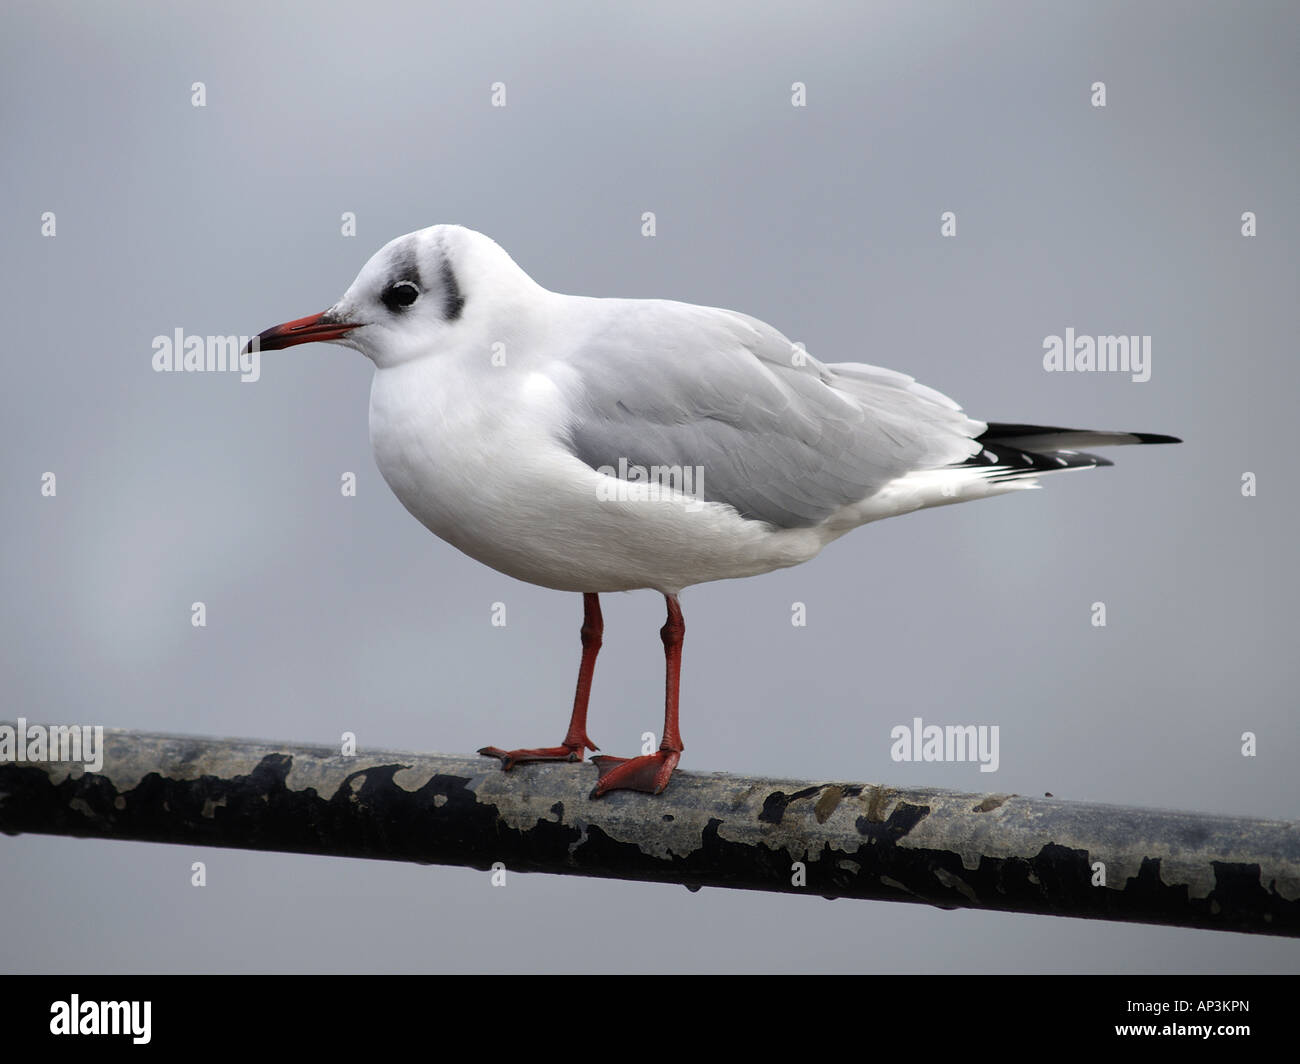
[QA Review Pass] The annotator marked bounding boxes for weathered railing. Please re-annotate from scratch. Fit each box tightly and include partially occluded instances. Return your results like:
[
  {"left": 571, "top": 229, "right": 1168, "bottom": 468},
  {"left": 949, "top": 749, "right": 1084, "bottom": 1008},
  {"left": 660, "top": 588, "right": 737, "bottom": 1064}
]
[{"left": 1, "top": 725, "right": 1296, "bottom": 937}]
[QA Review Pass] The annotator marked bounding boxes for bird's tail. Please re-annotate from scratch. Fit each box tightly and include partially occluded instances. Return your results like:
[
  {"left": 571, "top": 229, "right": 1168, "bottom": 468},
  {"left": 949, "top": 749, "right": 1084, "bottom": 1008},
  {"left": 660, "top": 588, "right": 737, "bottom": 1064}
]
[
  {"left": 964, "top": 422, "right": 1181, "bottom": 482},
  {"left": 849, "top": 420, "right": 1180, "bottom": 525}
]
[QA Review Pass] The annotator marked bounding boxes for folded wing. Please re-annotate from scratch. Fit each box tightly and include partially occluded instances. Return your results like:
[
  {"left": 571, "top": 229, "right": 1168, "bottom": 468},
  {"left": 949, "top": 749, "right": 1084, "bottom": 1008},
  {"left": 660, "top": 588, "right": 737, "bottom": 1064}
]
[{"left": 557, "top": 299, "right": 984, "bottom": 529}]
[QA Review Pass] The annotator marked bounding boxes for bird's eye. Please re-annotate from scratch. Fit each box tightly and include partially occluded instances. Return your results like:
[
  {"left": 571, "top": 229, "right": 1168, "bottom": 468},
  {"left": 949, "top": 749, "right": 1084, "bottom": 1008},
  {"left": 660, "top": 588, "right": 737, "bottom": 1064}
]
[{"left": 382, "top": 281, "right": 420, "bottom": 311}]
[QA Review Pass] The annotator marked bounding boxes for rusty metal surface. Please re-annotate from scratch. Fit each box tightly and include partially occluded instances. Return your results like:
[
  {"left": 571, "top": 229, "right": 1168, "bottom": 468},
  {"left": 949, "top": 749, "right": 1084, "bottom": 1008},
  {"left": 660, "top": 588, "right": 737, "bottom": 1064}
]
[{"left": 1, "top": 725, "right": 1297, "bottom": 936}]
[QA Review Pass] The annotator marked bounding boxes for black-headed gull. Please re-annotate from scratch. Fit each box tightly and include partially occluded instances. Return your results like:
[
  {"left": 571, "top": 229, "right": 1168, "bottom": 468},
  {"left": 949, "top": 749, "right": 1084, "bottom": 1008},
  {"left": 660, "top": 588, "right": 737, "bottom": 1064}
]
[{"left": 250, "top": 224, "right": 1179, "bottom": 796}]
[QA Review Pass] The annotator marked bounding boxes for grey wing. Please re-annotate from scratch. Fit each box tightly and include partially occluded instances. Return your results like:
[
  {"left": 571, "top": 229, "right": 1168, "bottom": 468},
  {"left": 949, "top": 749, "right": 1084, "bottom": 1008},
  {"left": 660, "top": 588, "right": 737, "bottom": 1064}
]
[{"left": 558, "top": 299, "right": 984, "bottom": 529}]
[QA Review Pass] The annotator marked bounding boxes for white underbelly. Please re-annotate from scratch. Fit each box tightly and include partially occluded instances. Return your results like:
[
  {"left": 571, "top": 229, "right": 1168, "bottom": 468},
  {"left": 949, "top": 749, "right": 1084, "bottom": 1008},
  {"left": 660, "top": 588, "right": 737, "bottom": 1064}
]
[{"left": 367, "top": 360, "right": 829, "bottom": 593}]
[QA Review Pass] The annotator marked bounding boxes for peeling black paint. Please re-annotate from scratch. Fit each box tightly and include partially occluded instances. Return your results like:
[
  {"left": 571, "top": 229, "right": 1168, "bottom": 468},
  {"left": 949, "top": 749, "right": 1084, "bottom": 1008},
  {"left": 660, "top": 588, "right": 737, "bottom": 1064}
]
[
  {"left": 855, "top": 802, "right": 930, "bottom": 841},
  {"left": 758, "top": 792, "right": 789, "bottom": 824},
  {"left": 0, "top": 756, "right": 578, "bottom": 875},
  {"left": 758, "top": 785, "right": 825, "bottom": 825},
  {"left": 2, "top": 733, "right": 1298, "bottom": 938}
]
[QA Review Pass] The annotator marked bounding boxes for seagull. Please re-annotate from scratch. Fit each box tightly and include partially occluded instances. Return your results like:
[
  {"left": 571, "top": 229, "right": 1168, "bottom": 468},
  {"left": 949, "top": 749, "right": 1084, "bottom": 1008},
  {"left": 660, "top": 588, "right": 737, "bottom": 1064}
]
[{"left": 249, "top": 224, "right": 1180, "bottom": 797}]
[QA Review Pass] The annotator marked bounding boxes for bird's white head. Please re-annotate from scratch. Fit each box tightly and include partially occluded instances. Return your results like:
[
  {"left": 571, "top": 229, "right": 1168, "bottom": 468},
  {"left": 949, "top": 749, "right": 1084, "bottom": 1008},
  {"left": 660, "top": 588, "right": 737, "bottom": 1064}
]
[{"left": 250, "top": 224, "right": 542, "bottom": 368}]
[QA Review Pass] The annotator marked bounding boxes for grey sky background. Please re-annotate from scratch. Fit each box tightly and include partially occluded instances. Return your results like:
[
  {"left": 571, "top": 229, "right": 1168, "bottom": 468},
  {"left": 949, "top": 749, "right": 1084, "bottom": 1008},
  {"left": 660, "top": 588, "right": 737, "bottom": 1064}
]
[{"left": 2, "top": 1, "right": 1297, "bottom": 972}]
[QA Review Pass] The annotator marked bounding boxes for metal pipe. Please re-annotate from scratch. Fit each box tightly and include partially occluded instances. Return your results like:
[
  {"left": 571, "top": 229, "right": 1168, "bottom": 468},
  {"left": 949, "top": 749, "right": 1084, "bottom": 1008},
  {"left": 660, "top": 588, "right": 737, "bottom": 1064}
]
[{"left": 1, "top": 724, "right": 1296, "bottom": 936}]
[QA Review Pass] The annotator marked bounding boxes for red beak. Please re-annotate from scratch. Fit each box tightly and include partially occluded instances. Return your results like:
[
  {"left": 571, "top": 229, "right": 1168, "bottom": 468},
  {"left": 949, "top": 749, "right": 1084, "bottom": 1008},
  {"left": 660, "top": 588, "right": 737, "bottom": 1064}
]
[{"left": 245, "top": 310, "right": 359, "bottom": 353}]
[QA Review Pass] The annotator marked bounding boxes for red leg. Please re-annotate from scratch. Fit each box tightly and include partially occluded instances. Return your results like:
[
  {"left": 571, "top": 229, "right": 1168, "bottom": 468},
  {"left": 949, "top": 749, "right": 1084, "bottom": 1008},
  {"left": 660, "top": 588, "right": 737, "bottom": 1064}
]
[
  {"left": 591, "top": 594, "right": 685, "bottom": 796},
  {"left": 479, "top": 593, "right": 602, "bottom": 769}
]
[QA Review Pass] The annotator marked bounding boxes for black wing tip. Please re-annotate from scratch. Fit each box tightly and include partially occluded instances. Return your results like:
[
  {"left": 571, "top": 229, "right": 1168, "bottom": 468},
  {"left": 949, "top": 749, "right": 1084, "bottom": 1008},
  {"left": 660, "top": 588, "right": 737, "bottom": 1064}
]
[
  {"left": 1048, "top": 450, "right": 1113, "bottom": 471},
  {"left": 965, "top": 442, "right": 1114, "bottom": 480},
  {"left": 979, "top": 422, "right": 1182, "bottom": 446},
  {"left": 977, "top": 422, "right": 1065, "bottom": 440}
]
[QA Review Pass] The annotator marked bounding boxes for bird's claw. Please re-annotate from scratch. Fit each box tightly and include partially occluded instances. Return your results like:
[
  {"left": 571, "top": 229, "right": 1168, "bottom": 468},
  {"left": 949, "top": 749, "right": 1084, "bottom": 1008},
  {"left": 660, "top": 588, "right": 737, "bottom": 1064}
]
[
  {"left": 589, "top": 750, "right": 681, "bottom": 797},
  {"left": 478, "top": 743, "right": 592, "bottom": 771}
]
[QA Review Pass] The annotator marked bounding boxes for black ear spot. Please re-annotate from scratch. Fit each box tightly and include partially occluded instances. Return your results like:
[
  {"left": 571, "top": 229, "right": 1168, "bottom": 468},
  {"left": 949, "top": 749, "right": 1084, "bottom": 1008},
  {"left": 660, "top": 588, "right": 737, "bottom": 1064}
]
[
  {"left": 382, "top": 281, "right": 420, "bottom": 312},
  {"left": 441, "top": 260, "right": 464, "bottom": 321}
]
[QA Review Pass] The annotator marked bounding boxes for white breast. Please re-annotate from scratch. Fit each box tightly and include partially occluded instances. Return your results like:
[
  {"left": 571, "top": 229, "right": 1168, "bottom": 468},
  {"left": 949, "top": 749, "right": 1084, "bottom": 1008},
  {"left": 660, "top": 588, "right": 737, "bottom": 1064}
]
[{"left": 367, "top": 352, "right": 829, "bottom": 594}]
